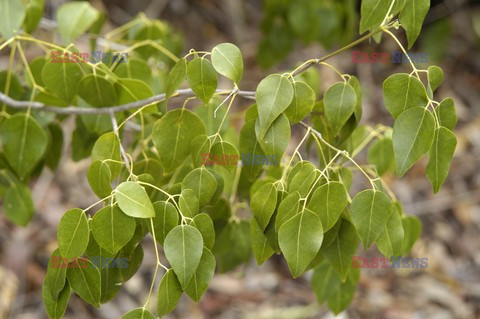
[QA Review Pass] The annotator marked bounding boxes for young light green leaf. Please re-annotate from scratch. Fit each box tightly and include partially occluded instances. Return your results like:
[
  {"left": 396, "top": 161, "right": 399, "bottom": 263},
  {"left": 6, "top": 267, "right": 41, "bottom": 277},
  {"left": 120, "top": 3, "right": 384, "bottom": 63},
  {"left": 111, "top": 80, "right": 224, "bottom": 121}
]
[
  {"left": 115, "top": 181, "right": 155, "bottom": 218},
  {"left": 211, "top": 43, "right": 244, "bottom": 84},
  {"left": 400, "top": 215, "right": 422, "bottom": 254},
  {"left": 255, "top": 113, "right": 290, "bottom": 165},
  {"left": 435, "top": 98, "right": 457, "bottom": 131},
  {"left": 367, "top": 137, "right": 395, "bottom": 176},
  {"left": 191, "top": 135, "right": 211, "bottom": 168},
  {"left": 278, "top": 208, "right": 323, "bottom": 278},
  {"left": 149, "top": 201, "right": 179, "bottom": 245},
  {"left": 0, "top": 0, "right": 25, "bottom": 38},
  {"left": 210, "top": 141, "right": 239, "bottom": 173},
  {"left": 43, "top": 280, "right": 70, "bottom": 319},
  {"left": 152, "top": 108, "right": 207, "bottom": 172},
  {"left": 393, "top": 107, "right": 435, "bottom": 176},
  {"left": 157, "top": 269, "right": 183, "bottom": 317},
  {"left": 255, "top": 74, "right": 294, "bottom": 139},
  {"left": 166, "top": 58, "right": 187, "bottom": 98},
  {"left": 324, "top": 82, "right": 357, "bottom": 134},
  {"left": 179, "top": 189, "right": 200, "bottom": 217},
  {"left": 87, "top": 160, "right": 112, "bottom": 199},
  {"left": 351, "top": 189, "right": 393, "bottom": 250},
  {"left": 311, "top": 259, "right": 342, "bottom": 303},
  {"left": 67, "top": 259, "right": 101, "bottom": 308},
  {"left": 58, "top": 208, "right": 89, "bottom": 259},
  {"left": 383, "top": 73, "right": 428, "bottom": 119},
  {"left": 191, "top": 213, "right": 215, "bottom": 250},
  {"left": 56, "top": 1, "right": 99, "bottom": 44},
  {"left": 23, "top": 0, "right": 45, "bottom": 34},
  {"left": 399, "top": 0, "right": 430, "bottom": 49},
  {"left": 426, "top": 127, "right": 457, "bottom": 193},
  {"left": 359, "top": 0, "right": 394, "bottom": 33},
  {"left": 275, "top": 191, "right": 301, "bottom": 232},
  {"left": 250, "top": 182, "right": 278, "bottom": 231},
  {"left": 0, "top": 114, "right": 47, "bottom": 179},
  {"left": 288, "top": 162, "right": 317, "bottom": 197},
  {"left": 185, "top": 247, "right": 216, "bottom": 302},
  {"left": 250, "top": 217, "right": 276, "bottom": 265},
  {"left": 121, "top": 308, "right": 156, "bottom": 319},
  {"left": 3, "top": 182, "right": 34, "bottom": 226},
  {"left": 376, "top": 204, "right": 404, "bottom": 258},
  {"left": 45, "top": 248, "right": 67, "bottom": 299},
  {"left": 91, "top": 132, "right": 122, "bottom": 178},
  {"left": 42, "top": 61, "right": 83, "bottom": 103},
  {"left": 323, "top": 219, "right": 359, "bottom": 281},
  {"left": 187, "top": 57, "right": 218, "bottom": 103},
  {"left": 77, "top": 74, "right": 117, "bottom": 107},
  {"left": 427, "top": 65, "right": 444, "bottom": 98},
  {"left": 164, "top": 225, "right": 204, "bottom": 288},
  {"left": 284, "top": 81, "right": 315, "bottom": 124},
  {"left": 91, "top": 205, "right": 136, "bottom": 254},
  {"left": 308, "top": 182, "right": 348, "bottom": 232},
  {"left": 239, "top": 119, "right": 265, "bottom": 180}
]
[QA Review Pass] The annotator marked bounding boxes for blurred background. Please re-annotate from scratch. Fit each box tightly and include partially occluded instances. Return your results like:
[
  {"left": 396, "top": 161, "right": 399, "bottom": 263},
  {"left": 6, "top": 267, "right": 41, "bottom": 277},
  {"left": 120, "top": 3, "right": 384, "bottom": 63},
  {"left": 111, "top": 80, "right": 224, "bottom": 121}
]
[{"left": 1, "top": 0, "right": 480, "bottom": 318}]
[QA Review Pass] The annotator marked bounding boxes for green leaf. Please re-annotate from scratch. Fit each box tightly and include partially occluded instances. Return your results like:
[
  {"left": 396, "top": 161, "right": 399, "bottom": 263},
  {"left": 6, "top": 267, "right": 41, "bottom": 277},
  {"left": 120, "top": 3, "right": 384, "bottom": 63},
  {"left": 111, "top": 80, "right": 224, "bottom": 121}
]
[
  {"left": 0, "top": 0, "right": 26, "bottom": 38},
  {"left": 58, "top": 208, "right": 89, "bottom": 259},
  {"left": 121, "top": 308, "right": 156, "bottom": 319},
  {"left": 284, "top": 81, "right": 315, "bottom": 124},
  {"left": 288, "top": 162, "right": 317, "bottom": 197},
  {"left": 367, "top": 137, "right": 395, "bottom": 176},
  {"left": 91, "top": 132, "right": 122, "bottom": 178},
  {"left": 157, "top": 269, "right": 183, "bottom": 317},
  {"left": 185, "top": 247, "right": 216, "bottom": 302},
  {"left": 187, "top": 57, "right": 218, "bottom": 103},
  {"left": 250, "top": 217, "right": 276, "bottom": 265},
  {"left": 435, "top": 98, "right": 457, "bottom": 131},
  {"left": 87, "top": 160, "right": 112, "bottom": 198},
  {"left": 239, "top": 119, "right": 265, "bottom": 180},
  {"left": 41, "top": 61, "right": 83, "bottom": 103},
  {"left": 382, "top": 73, "right": 428, "bottom": 119},
  {"left": 23, "top": 0, "right": 44, "bottom": 34},
  {"left": 179, "top": 189, "right": 200, "bottom": 217},
  {"left": 400, "top": 215, "right": 422, "bottom": 254},
  {"left": 181, "top": 168, "right": 217, "bottom": 206},
  {"left": 359, "top": 0, "right": 394, "bottom": 33},
  {"left": 45, "top": 123, "right": 64, "bottom": 171},
  {"left": 211, "top": 43, "right": 243, "bottom": 83},
  {"left": 376, "top": 204, "right": 404, "bottom": 258},
  {"left": 191, "top": 135, "right": 211, "bottom": 168},
  {"left": 0, "top": 114, "right": 47, "bottom": 179},
  {"left": 67, "top": 259, "right": 101, "bottom": 308},
  {"left": 77, "top": 74, "right": 117, "bottom": 107},
  {"left": 45, "top": 248, "right": 67, "bottom": 299},
  {"left": 91, "top": 205, "right": 136, "bottom": 254},
  {"left": 255, "top": 74, "right": 294, "bottom": 140},
  {"left": 278, "top": 208, "right": 323, "bottom": 278},
  {"left": 426, "top": 127, "right": 456, "bottom": 193},
  {"left": 323, "top": 219, "right": 359, "bottom": 281},
  {"left": 275, "top": 191, "right": 301, "bottom": 232},
  {"left": 191, "top": 213, "right": 215, "bottom": 250},
  {"left": 118, "top": 244, "right": 144, "bottom": 282},
  {"left": 85, "top": 234, "right": 116, "bottom": 270},
  {"left": 393, "top": 107, "right": 435, "bottom": 176},
  {"left": 308, "top": 182, "right": 348, "bottom": 232},
  {"left": 164, "top": 225, "right": 204, "bottom": 288},
  {"left": 250, "top": 182, "right": 278, "bottom": 231},
  {"left": 214, "top": 220, "right": 251, "bottom": 272},
  {"left": 153, "top": 108, "right": 207, "bottom": 172},
  {"left": 399, "top": 0, "right": 430, "bottom": 49},
  {"left": 348, "top": 76, "right": 363, "bottom": 122},
  {"left": 255, "top": 113, "right": 290, "bottom": 165},
  {"left": 327, "top": 267, "right": 359, "bottom": 314},
  {"left": 3, "top": 182, "right": 34, "bottom": 226},
  {"left": 149, "top": 201, "right": 178, "bottom": 245},
  {"left": 427, "top": 66, "right": 444, "bottom": 98},
  {"left": 115, "top": 181, "right": 155, "bottom": 218},
  {"left": 43, "top": 280, "right": 70, "bottom": 319},
  {"left": 56, "top": 1, "right": 99, "bottom": 44},
  {"left": 351, "top": 189, "right": 393, "bottom": 250},
  {"left": 311, "top": 259, "right": 342, "bottom": 303},
  {"left": 324, "top": 82, "right": 357, "bottom": 134},
  {"left": 115, "top": 78, "right": 154, "bottom": 110},
  {"left": 166, "top": 58, "right": 187, "bottom": 98},
  {"left": 210, "top": 141, "right": 239, "bottom": 173}
]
